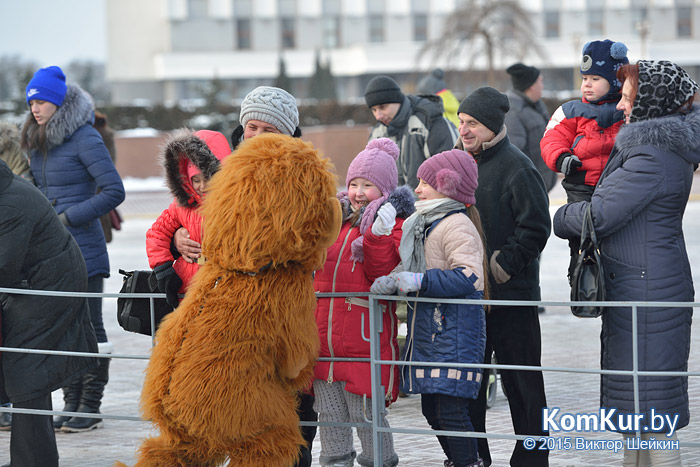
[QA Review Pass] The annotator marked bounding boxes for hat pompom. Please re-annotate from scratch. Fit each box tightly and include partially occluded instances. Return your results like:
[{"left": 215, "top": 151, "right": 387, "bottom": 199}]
[
  {"left": 366, "top": 137, "right": 400, "bottom": 162},
  {"left": 435, "top": 168, "right": 461, "bottom": 199},
  {"left": 431, "top": 68, "right": 445, "bottom": 80},
  {"left": 610, "top": 42, "right": 628, "bottom": 60}
]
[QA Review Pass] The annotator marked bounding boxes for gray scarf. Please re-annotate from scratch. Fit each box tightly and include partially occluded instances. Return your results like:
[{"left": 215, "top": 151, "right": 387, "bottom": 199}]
[{"left": 399, "top": 198, "right": 465, "bottom": 273}]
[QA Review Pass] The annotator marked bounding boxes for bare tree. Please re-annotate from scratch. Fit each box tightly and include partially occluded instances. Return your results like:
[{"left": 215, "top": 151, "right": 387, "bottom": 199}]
[{"left": 419, "top": 0, "right": 547, "bottom": 86}]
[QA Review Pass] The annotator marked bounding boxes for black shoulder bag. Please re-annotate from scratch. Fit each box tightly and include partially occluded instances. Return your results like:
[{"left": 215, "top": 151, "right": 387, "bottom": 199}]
[
  {"left": 570, "top": 205, "right": 605, "bottom": 318},
  {"left": 116, "top": 269, "right": 174, "bottom": 335}
]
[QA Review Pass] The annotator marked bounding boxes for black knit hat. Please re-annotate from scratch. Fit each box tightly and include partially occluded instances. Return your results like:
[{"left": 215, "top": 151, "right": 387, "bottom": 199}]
[
  {"left": 364, "top": 76, "right": 404, "bottom": 108},
  {"left": 457, "top": 87, "right": 511, "bottom": 134},
  {"left": 416, "top": 68, "right": 448, "bottom": 94},
  {"left": 506, "top": 63, "right": 540, "bottom": 91}
]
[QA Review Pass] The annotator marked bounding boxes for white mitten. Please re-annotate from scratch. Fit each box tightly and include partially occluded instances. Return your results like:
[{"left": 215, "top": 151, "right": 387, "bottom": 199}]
[
  {"left": 371, "top": 203, "right": 397, "bottom": 236},
  {"left": 370, "top": 275, "right": 398, "bottom": 295}
]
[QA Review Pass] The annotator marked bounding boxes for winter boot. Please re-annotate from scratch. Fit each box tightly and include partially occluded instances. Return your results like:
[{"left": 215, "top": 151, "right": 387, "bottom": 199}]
[
  {"left": 319, "top": 451, "right": 356, "bottom": 467},
  {"left": 61, "top": 355, "right": 110, "bottom": 433},
  {"left": 53, "top": 378, "right": 81, "bottom": 430}
]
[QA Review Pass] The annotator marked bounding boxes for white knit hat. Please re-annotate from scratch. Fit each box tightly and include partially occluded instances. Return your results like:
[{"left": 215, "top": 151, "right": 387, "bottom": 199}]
[{"left": 239, "top": 86, "right": 299, "bottom": 136}]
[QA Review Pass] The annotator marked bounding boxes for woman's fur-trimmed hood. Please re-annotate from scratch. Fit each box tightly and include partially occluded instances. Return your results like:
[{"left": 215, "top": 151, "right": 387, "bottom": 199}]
[
  {"left": 161, "top": 129, "right": 232, "bottom": 207},
  {"left": 615, "top": 105, "right": 700, "bottom": 165},
  {"left": 22, "top": 83, "right": 94, "bottom": 150}
]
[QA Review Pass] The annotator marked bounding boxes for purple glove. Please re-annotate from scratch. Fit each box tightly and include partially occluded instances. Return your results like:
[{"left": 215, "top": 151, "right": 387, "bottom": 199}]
[{"left": 394, "top": 271, "right": 424, "bottom": 293}]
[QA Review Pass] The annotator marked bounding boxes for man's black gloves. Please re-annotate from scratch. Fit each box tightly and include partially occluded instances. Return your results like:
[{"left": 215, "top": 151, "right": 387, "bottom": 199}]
[{"left": 556, "top": 153, "right": 583, "bottom": 175}]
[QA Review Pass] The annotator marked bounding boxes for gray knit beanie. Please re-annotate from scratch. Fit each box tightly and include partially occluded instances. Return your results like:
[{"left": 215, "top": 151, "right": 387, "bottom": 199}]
[
  {"left": 416, "top": 68, "right": 448, "bottom": 95},
  {"left": 239, "top": 86, "right": 299, "bottom": 136},
  {"left": 457, "top": 87, "right": 511, "bottom": 134},
  {"left": 364, "top": 76, "right": 404, "bottom": 108}
]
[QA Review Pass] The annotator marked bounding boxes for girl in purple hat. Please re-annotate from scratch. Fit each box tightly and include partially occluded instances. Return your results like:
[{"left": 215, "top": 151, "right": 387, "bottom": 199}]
[
  {"left": 372, "top": 149, "right": 488, "bottom": 467},
  {"left": 313, "top": 138, "right": 415, "bottom": 467}
]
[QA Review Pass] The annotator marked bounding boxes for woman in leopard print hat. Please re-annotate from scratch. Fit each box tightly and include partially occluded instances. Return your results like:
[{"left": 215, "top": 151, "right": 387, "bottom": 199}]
[{"left": 554, "top": 60, "right": 699, "bottom": 466}]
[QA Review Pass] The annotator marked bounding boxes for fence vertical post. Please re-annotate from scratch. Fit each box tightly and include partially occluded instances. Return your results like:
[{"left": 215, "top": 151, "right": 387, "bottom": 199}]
[
  {"left": 632, "top": 304, "right": 641, "bottom": 438},
  {"left": 369, "top": 295, "right": 384, "bottom": 465}
]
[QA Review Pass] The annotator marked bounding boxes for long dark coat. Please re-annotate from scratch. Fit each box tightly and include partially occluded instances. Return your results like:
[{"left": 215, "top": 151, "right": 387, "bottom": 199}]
[
  {"left": 554, "top": 106, "right": 700, "bottom": 431},
  {"left": 0, "top": 159, "right": 97, "bottom": 403}
]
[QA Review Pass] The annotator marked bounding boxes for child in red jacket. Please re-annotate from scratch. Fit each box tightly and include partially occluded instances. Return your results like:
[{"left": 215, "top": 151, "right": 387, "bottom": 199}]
[
  {"left": 540, "top": 39, "right": 628, "bottom": 279},
  {"left": 146, "top": 129, "right": 231, "bottom": 307},
  {"left": 313, "top": 138, "right": 415, "bottom": 467}
]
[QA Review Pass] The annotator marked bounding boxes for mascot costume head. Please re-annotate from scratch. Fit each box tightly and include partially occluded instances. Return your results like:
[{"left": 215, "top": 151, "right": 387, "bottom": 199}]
[{"left": 116, "top": 133, "right": 342, "bottom": 467}]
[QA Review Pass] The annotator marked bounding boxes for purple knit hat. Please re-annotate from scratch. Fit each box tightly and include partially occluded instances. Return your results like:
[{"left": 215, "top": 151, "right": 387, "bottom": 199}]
[
  {"left": 417, "top": 149, "right": 478, "bottom": 205},
  {"left": 345, "top": 138, "right": 399, "bottom": 261}
]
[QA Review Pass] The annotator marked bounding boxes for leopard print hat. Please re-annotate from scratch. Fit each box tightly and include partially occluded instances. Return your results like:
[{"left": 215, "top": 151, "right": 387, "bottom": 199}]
[{"left": 630, "top": 60, "right": 699, "bottom": 123}]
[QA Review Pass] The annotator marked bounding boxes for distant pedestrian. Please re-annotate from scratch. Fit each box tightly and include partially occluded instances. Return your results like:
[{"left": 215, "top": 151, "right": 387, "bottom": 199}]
[
  {"left": 20, "top": 65, "right": 125, "bottom": 432},
  {"left": 365, "top": 75, "right": 458, "bottom": 188},
  {"left": 416, "top": 68, "right": 461, "bottom": 127},
  {"left": 504, "top": 63, "right": 557, "bottom": 192}
]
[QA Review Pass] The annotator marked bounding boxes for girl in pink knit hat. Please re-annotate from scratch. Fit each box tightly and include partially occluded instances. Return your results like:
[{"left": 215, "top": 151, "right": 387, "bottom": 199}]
[
  {"left": 313, "top": 138, "right": 415, "bottom": 467},
  {"left": 372, "top": 148, "right": 488, "bottom": 467}
]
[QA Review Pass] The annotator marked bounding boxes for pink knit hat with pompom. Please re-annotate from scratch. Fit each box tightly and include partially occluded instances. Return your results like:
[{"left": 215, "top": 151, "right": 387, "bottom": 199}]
[{"left": 417, "top": 149, "right": 478, "bottom": 205}]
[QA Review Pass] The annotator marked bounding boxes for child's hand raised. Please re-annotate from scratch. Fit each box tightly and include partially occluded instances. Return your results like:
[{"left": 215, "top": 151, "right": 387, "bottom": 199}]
[{"left": 371, "top": 203, "right": 397, "bottom": 236}]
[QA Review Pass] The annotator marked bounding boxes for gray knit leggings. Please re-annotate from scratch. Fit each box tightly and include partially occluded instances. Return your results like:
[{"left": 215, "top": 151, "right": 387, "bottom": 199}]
[{"left": 313, "top": 380, "right": 396, "bottom": 466}]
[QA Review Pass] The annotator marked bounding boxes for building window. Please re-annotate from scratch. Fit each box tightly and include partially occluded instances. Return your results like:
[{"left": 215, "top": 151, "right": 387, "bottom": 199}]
[
  {"left": 234, "top": 0, "right": 252, "bottom": 16},
  {"left": 188, "top": 0, "right": 208, "bottom": 18},
  {"left": 678, "top": 6, "right": 693, "bottom": 37},
  {"left": 544, "top": 10, "right": 560, "bottom": 38},
  {"left": 281, "top": 18, "right": 296, "bottom": 49},
  {"left": 322, "top": 16, "right": 341, "bottom": 48},
  {"left": 631, "top": 7, "right": 648, "bottom": 36},
  {"left": 237, "top": 18, "right": 251, "bottom": 49},
  {"left": 588, "top": 9, "right": 604, "bottom": 36},
  {"left": 413, "top": 14, "right": 427, "bottom": 41},
  {"left": 369, "top": 15, "right": 384, "bottom": 43},
  {"left": 279, "top": 0, "right": 296, "bottom": 16}
]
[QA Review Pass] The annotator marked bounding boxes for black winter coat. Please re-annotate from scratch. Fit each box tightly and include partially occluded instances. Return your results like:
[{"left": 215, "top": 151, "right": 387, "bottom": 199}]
[
  {"left": 459, "top": 132, "right": 551, "bottom": 300},
  {"left": 0, "top": 160, "right": 98, "bottom": 403},
  {"left": 554, "top": 106, "right": 700, "bottom": 431}
]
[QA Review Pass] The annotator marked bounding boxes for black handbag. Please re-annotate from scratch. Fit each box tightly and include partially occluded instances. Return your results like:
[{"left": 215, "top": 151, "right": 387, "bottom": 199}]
[
  {"left": 116, "top": 269, "right": 174, "bottom": 335},
  {"left": 570, "top": 205, "right": 605, "bottom": 318}
]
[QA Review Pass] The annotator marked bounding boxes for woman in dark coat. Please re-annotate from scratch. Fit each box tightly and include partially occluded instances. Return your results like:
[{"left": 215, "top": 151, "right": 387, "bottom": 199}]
[
  {"left": 20, "top": 66, "right": 125, "bottom": 432},
  {"left": 0, "top": 159, "right": 98, "bottom": 466},
  {"left": 554, "top": 60, "right": 699, "bottom": 465}
]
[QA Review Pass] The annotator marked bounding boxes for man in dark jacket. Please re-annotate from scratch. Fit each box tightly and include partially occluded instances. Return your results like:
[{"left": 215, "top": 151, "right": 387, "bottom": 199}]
[
  {"left": 456, "top": 87, "right": 552, "bottom": 467},
  {"left": 365, "top": 75, "right": 458, "bottom": 188},
  {"left": 0, "top": 159, "right": 98, "bottom": 467},
  {"left": 504, "top": 63, "right": 557, "bottom": 193}
]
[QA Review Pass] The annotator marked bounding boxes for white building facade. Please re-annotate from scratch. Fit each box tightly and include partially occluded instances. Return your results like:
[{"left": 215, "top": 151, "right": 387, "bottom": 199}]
[{"left": 106, "top": 0, "right": 700, "bottom": 105}]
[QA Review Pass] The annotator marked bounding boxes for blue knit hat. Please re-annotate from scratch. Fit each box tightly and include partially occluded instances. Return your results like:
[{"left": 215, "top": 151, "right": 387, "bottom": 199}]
[
  {"left": 580, "top": 40, "right": 629, "bottom": 93},
  {"left": 26, "top": 66, "right": 67, "bottom": 107}
]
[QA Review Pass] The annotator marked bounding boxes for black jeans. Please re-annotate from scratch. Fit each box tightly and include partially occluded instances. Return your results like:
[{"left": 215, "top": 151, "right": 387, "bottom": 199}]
[
  {"left": 422, "top": 393, "right": 479, "bottom": 466},
  {"left": 468, "top": 306, "right": 549, "bottom": 467},
  {"left": 11, "top": 393, "right": 59, "bottom": 467}
]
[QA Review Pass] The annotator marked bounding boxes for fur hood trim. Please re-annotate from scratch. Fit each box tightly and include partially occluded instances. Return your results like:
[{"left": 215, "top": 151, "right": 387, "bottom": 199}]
[
  {"left": 22, "top": 84, "right": 94, "bottom": 150},
  {"left": 0, "top": 121, "right": 21, "bottom": 154},
  {"left": 161, "top": 129, "right": 230, "bottom": 207},
  {"left": 615, "top": 106, "right": 700, "bottom": 164}
]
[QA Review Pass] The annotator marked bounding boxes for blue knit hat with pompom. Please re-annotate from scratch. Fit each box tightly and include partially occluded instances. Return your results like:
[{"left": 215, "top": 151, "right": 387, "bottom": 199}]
[{"left": 580, "top": 39, "right": 629, "bottom": 93}]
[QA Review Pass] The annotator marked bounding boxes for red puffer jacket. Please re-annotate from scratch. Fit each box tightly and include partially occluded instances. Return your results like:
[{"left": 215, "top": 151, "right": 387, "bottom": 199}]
[
  {"left": 313, "top": 219, "right": 403, "bottom": 404},
  {"left": 541, "top": 98, "right": 624, "bottom": 187},
  {"left": 145, "top": 129, "right": 231, "bottom": 294}
]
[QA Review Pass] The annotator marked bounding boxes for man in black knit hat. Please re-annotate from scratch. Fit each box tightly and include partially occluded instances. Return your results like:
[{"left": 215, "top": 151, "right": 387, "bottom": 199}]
[
  {"left": 364, "top": 75, "right": 458, "bottom": 188},
  {"left": 456, "top": 87, "right": 552, "bottom": 467},
  {"left": 504, "top": 63, "right": 557, "bottom": 192}
]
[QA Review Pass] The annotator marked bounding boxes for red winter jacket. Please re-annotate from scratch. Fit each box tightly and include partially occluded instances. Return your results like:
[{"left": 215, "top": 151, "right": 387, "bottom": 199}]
[
  {"left": 313, "top": 218, "right": 403, "bottom": 403},
  {"left": 541, "top": 98, "right": 624, "bottom": 187},
  {"left": 145, "top": 129, "right": 231, "bottom": 294}
]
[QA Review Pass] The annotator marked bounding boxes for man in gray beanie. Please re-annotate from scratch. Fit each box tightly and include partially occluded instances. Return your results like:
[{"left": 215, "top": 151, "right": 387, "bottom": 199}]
[
  {"left": 504, "top": 64, "right": 557, "bottom": 193},
  {"left": 364, "top": 75, "right": 458, "bottom": 188},
  {"left": 172, "top": 85, "right": 315, "bottom": 467},
  {"left": 456, "top": 87, "right": 552, "bottom": 467}
]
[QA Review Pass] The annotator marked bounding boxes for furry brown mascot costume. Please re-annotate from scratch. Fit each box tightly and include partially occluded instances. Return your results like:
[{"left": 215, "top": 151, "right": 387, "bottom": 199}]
[{"left": 116, "top": 133, "right": 342, "bottom": 467}]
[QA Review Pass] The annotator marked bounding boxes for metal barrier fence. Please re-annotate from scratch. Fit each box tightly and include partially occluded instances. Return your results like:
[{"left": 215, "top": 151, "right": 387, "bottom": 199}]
[{"left": 1, "top": 286, "right": 698, "bottom": 464}]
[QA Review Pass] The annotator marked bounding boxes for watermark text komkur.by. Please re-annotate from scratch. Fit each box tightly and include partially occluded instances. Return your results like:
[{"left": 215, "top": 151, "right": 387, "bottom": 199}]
[{"left": 542, "top": 407, "right": 679, "bottom": 436}]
